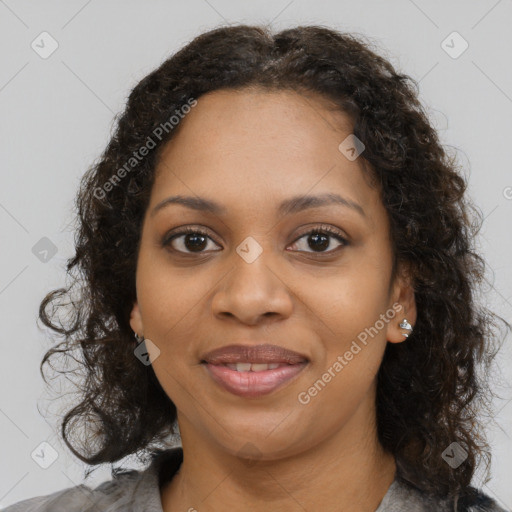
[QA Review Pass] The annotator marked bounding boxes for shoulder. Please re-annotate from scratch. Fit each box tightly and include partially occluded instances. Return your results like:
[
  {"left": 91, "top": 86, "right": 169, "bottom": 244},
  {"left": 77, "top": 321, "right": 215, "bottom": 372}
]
[
  {"left": 379, "top": 476, "right": 509, "bottom": 512},
  {"left": 456, "top": 486, "right": 509, "bottom": 512},
  {"left": 2, "top": 447, "right": 183, "bottom": 512},
  {"left": 1, "top": 470, "right": 142, "bottom": 512}
]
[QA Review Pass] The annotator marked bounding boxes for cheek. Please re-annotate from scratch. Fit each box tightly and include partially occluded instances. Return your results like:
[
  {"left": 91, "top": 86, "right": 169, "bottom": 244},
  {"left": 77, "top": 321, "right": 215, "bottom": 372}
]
[
  {"left": 136, "top": 251, "right": 210, "bottom": 333},
  {"left": 135, "top": 278, "right": 206, "bottom": 389},
  {"left": 305, "top": 257, "right": 392, "bottom": 346},
  {"left": 299, "top": 358, "right": 380, "bottom": 444}
]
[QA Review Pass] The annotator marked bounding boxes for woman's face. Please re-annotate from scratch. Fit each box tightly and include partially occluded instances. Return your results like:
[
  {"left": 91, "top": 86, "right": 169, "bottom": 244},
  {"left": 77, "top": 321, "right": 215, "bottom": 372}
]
[{"left": 130, "top": 88, "right": 416, "bottom": 460}]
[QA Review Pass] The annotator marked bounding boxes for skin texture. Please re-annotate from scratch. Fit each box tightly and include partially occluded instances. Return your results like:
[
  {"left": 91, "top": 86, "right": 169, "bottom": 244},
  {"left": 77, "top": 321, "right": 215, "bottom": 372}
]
[{"left": 129, "top": 88, "right": 417, "bottom": 512}]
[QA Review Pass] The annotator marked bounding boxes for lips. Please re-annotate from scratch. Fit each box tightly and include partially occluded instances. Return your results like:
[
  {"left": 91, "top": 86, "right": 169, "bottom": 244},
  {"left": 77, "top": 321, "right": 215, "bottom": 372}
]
[
  {"left": 201, "top": 344, "right": 309, "bottom": 398},
  {"left": 201, "top": 344, "right": 308, "bottom": 365}
]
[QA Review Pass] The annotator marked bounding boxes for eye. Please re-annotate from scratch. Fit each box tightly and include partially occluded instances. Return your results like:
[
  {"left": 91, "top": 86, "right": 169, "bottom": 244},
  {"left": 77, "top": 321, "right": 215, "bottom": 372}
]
[
  {"left": 162, "top": 226, "right": 221, "bottom": 254},
  {"left": 162, "top": 224, "right": 349, "bottom": 255},
  {"left": 288, "top": 225, "right": 349, "bottom": 254}
]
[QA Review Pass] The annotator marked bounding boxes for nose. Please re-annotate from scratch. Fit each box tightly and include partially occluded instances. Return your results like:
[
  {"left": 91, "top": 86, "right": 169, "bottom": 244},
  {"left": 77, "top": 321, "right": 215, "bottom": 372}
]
[{"left": 211, "top": 247, "right": 294, "bottom": 326}]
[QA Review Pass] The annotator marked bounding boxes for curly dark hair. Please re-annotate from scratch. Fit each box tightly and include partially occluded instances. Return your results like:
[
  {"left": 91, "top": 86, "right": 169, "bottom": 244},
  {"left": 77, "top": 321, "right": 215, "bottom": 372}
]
[{"left": 39, "top": 23, "right": 509, "bottom": 498}]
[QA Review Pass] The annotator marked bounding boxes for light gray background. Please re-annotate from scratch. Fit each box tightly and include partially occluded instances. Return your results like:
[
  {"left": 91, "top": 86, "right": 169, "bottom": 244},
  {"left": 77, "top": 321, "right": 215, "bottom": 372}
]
[{"left": 1, "top": 0, "right": 511, "bottom": 509}]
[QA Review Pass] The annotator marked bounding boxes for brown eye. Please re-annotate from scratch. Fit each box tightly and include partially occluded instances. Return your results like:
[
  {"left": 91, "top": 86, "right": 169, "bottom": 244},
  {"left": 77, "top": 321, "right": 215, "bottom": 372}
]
[
  {"left": 163, "top": 227, "right": 220, "bottom": 254},
  {"left": 162, "top": 225, "right": 349, "bottom": 256},
  {"left": 289, "top": 226, "right": 348, "bottom": 254}
]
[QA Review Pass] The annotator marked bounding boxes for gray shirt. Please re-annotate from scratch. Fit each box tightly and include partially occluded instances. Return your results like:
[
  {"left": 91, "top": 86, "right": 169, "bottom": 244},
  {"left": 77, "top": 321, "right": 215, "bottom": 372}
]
[{"left": 2, "top": 447, "right": 508, "bottom": 511}]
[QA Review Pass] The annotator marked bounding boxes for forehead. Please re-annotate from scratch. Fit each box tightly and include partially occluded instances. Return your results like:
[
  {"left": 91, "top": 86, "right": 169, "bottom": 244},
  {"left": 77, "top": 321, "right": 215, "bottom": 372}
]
[
  {"left": 157, "top": 88, "right": 355, "bottom": 165},
  {"left": 151, "top": 88, "right": 382, "bottom": 224}
]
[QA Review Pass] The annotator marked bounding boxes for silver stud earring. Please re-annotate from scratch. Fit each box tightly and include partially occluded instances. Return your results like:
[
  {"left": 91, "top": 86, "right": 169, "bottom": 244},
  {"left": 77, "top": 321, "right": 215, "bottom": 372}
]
[
  {"left": 399, "top": 318, "right": 413, "bottom": 338},
  {"left": 134, "top": 332, "right": 144, "bottom": 343}
]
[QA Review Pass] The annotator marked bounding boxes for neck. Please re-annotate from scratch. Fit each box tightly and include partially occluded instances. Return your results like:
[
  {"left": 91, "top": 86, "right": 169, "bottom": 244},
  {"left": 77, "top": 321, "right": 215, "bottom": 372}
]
[{"left": 161, "top": 391, "right": 396, "bottom": 511}]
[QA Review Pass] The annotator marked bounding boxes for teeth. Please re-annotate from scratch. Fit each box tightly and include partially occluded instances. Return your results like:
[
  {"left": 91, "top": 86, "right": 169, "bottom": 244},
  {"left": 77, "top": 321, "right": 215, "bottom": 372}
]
[
  {"left": 251, "top": 363, "right": 272, "bottom": 371},
  {"left": 225, "top": 363, "right": 284, "bottom": 372}
]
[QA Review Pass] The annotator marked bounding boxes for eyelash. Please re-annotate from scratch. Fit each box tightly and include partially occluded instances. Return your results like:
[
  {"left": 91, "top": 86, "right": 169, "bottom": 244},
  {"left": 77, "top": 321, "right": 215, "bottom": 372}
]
[{"left": 162, "top": 224, "right": 349, "bottom": 256}]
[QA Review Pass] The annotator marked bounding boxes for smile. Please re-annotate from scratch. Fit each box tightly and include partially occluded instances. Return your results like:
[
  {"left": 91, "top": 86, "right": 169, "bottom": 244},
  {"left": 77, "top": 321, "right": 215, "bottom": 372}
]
[{"left": 203, "top": 361, "right": 308, "bottom": 398}]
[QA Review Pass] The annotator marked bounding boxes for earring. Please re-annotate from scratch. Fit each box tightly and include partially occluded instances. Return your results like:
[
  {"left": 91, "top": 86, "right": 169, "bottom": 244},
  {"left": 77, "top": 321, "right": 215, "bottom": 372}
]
[
  {"left": 399, "top": 318, "right": 413, "bottom": 338},
  {"left": 134, "top": 332, "right": 144, "bottom": 343}
]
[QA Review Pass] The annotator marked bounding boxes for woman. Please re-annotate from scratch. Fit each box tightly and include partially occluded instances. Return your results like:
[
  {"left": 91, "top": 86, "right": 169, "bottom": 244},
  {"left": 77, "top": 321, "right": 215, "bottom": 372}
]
[{"left": 5, "top": 24, "right": 510, "bottom": 511}]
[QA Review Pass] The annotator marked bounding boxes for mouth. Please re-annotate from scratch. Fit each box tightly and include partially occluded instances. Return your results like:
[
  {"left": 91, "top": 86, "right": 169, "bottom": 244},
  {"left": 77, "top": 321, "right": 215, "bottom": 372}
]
[{"left": 201, "top": 344, "right": 309, "bottom": 398}]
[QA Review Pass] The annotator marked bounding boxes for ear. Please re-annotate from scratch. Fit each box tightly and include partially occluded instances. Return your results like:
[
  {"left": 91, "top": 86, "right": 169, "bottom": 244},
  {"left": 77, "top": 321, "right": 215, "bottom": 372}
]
[
  {"left": 386, "top": 264, "right": 417, "bottom": 344},
  {"left": 129, "top": 301, "right": 144, "bottom": 338}
]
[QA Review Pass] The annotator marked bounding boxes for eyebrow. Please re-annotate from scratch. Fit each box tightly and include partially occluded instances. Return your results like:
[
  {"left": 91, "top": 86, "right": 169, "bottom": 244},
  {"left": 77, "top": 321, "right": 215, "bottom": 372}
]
[{"left": 150, "top": 192, "right": 366, "bottom": 218}]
